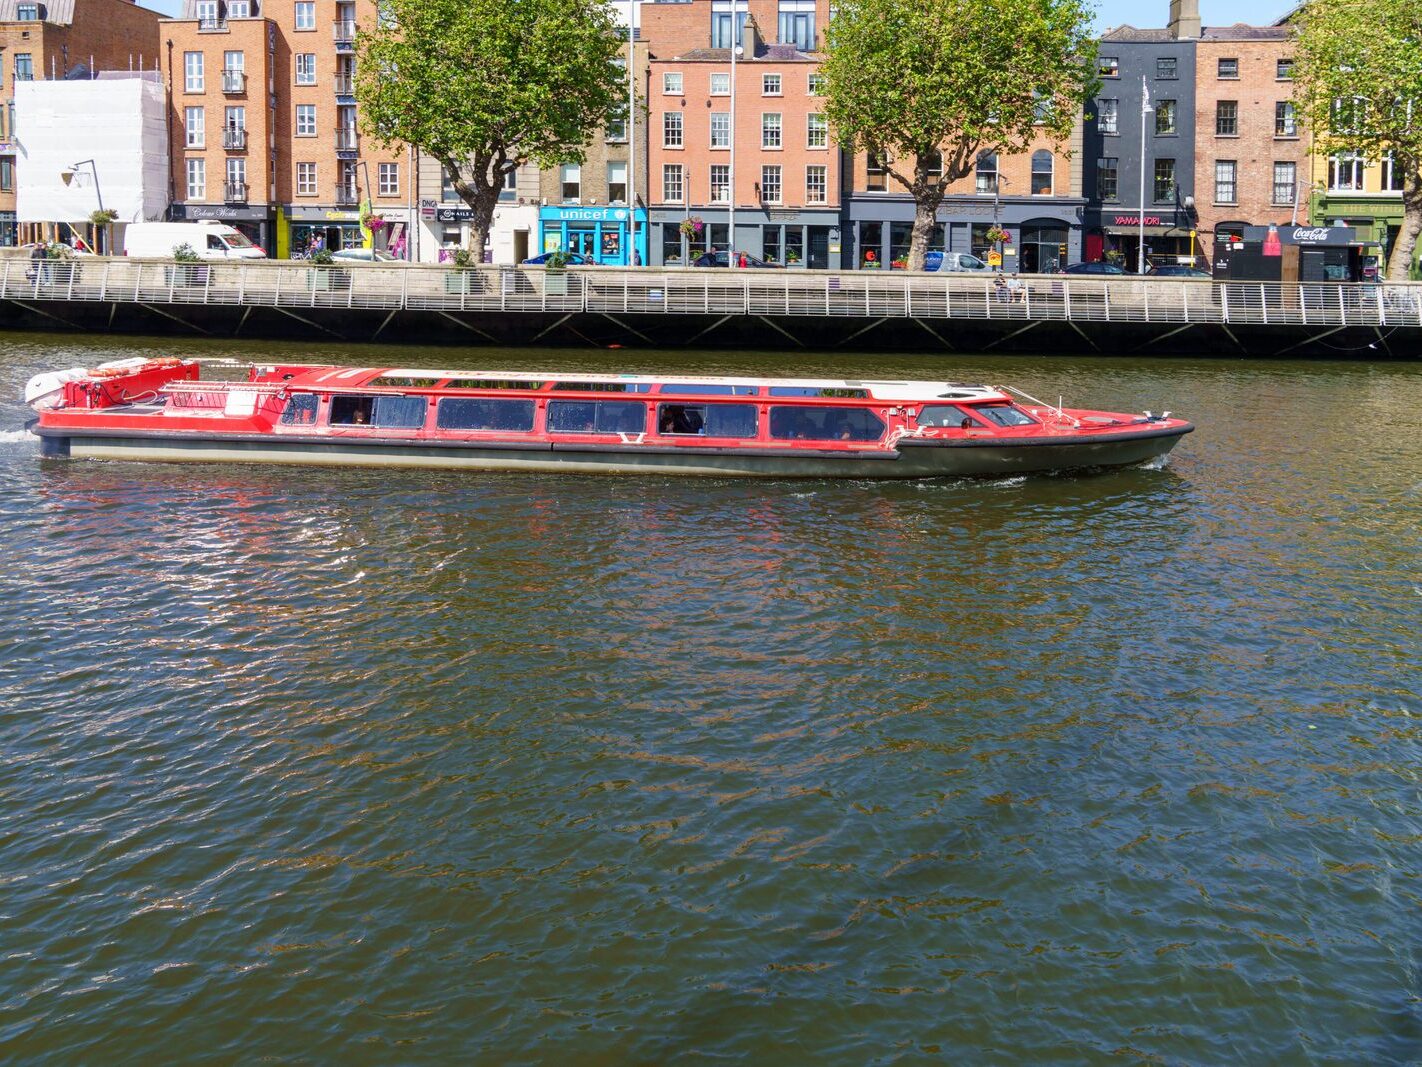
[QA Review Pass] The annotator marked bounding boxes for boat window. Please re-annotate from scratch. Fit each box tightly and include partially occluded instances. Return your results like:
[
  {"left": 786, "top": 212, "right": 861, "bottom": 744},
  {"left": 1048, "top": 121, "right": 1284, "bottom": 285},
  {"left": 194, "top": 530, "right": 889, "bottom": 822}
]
[
  {"left": 969, "top": 403, "right": 1037, "bottom": 427},
  {"left": 280, "top": 392, "right": 319, "bottom": 425},
  {"left": 769, "top": 406, "right": 885, "bottom": 442},
  {"left": 658, "top": 383, "right": 759, "bottom": 396},
  {"left": 918, "top": 404, "right": 981, "bottom": 429},
  {"left": 552, "top": 381, "right": 652, "bottom": 393},
  {"left": 372, "top": 395, "right": 428, "bottom": 429},
  {"left": 657, "top": 403, "right": 757, "bottom": 437},
  {"left": 547, "top": 400, "right": 647, "bottom": 434},
  {"left": 768, "top": 386, "right": 869, "bottom": 399},
  {"left": 329, "top": 395, "right": 375, "bottom": 425},
  {"left": 436, "top": 397, "right": 536, "bottom": 432},
  {"left": 445, "top": 379, "right": 544, "bottom": 391},
  {"left": 369, "top": 376, "right": 439, "bottom": 388}
]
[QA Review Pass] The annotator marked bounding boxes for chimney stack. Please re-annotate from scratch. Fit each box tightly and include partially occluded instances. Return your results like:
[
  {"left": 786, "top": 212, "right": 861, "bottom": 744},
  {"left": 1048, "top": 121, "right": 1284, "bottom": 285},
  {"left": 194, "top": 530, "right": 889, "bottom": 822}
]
[{"left": 1169, "top": 0, "right": 1200, "bottom": 39}]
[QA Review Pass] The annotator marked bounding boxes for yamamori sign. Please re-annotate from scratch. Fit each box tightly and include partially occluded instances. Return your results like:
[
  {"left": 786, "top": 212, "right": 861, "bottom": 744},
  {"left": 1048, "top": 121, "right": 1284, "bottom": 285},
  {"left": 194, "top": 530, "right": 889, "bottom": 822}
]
[{"left": 539, "top": 206, "right": 636, "bottom": 223}]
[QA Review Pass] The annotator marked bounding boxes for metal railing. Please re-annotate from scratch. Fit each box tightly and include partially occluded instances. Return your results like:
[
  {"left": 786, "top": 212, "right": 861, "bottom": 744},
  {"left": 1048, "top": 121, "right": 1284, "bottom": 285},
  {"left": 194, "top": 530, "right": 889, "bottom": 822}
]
[
  {"left": 333, "top": 183, "right": 361, "bottom": 207},
  {"left": 223, "top": 128, "right": 247, "bottom": 150},
  {"left": 223, "top": 181, "right": 249, "bottom": 203},
  {"left": 335, "top": 127, "right": 359, "bottom": 151},
  {"left": 6, "top": 258, "right": 1422, "bottom": 330},
  {"left": 333, "top": 73, "right": 355, "bottom": 95},
  {"left": 221, "top": 69, "right": 246, "bottom": 93},
  {"left": 333, "top": 20, "right": 356, "bottom": 44}
]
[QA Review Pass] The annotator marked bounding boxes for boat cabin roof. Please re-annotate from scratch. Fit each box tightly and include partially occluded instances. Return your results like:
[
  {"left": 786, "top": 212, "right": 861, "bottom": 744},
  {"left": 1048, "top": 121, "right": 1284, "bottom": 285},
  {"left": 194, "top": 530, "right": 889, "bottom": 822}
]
[{"left": 255, "top": 364, "right": 1009, "bottom": 404}]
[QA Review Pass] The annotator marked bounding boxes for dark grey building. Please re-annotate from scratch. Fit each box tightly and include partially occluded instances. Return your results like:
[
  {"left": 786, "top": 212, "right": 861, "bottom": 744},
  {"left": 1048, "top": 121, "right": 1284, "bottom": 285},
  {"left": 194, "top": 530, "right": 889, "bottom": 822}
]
[{"left": 1082, "top": 0, "right": 1202, "bottom": 270}]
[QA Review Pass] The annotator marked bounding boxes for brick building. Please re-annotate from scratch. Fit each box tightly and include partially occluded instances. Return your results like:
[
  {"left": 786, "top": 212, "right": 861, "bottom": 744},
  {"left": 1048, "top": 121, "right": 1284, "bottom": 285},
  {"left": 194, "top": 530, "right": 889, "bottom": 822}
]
[
  {"left": 159, "top": 0, "right": 410, "bottom": 257},
  {"left": 1192, "top": 24, "right": 1311, "bottom": 271},
  {"left": 1, "top": 0, "right": 162, "bottom": 246}
]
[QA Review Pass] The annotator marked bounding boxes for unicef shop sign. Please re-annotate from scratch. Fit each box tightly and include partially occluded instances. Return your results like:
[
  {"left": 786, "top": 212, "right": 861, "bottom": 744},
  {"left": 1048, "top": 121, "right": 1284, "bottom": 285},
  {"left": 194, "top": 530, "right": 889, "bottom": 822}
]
[{"left": 538, "top": 205, "right": 645, "bottom": 266}]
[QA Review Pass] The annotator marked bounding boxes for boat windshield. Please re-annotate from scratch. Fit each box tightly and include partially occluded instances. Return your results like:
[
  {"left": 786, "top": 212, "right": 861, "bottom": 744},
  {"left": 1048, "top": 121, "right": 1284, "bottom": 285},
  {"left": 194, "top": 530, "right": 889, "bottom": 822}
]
[{"left": 967, "top": 403, "right": 1037, "bottom": 428}]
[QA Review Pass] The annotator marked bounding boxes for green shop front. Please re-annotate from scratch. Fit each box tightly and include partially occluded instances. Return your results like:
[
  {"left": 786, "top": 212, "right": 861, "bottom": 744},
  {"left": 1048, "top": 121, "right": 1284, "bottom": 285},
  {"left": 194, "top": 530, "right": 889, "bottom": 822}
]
[
  {"left": 1311, "top": 190, "right": 1416, "bottom": 279},
  {"left": 538, "top": 205, "right": 646, "bottom": 266}
]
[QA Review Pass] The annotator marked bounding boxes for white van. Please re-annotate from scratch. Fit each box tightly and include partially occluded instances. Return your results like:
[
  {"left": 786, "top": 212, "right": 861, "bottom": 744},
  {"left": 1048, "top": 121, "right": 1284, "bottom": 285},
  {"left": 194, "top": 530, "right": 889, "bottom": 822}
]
[{"left": 123, "top": 221, "right": 266, "bottom": 260}]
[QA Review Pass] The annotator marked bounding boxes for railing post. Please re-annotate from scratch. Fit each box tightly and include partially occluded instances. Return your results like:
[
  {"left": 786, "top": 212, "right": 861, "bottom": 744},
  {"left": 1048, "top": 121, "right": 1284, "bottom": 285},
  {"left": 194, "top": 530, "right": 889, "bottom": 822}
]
[
  {"left": 401, "top": 264, "right": 409, "bottom": 311},
  {"left": 1300, "top": 283, "right": 1308, "bottom": 326},
  {"left": 1104, "top": 282, "right": 1111, "bottom": 322},
  {"left": 1338, "top": 285, "right": 1345, "bottom": 326},
  {"left": 204, "top": 262, "right": 213, "bottom": 304},
  {"left": 1221, "top": 285, "right": 1229, "bottom": 323},
  {"left": 1377, "top": 283, "right": 1386, "bottom": 326},
  {"left": 1063, "top": 280, "right": 1072, "bottom": 320},
  {"left": 99, "top": 260, "right": 110, "bottom": 303},
  {"left": 274, "top": 265, "right": 282, "bottom": 306},
  {"left": 1260, "top": 284, "right": 1269, "bottom": 325},
  {"left": 0, "top": 257, "right": 9, "bottom": 300}
]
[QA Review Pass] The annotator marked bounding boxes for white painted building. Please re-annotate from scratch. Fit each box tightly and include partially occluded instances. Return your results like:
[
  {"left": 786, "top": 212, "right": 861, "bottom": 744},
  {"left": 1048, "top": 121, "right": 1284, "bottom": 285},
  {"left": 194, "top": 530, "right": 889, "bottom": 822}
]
[{"left": 414, "top": 151, "right": 541, "bottom": 264}]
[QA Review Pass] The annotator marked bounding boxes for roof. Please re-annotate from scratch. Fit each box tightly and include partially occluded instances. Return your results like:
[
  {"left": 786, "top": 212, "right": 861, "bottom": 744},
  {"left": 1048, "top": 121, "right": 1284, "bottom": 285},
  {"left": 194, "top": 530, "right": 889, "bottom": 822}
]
[
  {"left": 0, "top": 0, "right": 73, "bottom": 24},
  {"left": 1202, "top": 23, "right": 1292, "bottom": 40},
  {"left": 1099, "top": 25, "right": 1178, "bottom": 43},
  {"left": 671, "top": 46, "right": 817, "bottom": 62}
]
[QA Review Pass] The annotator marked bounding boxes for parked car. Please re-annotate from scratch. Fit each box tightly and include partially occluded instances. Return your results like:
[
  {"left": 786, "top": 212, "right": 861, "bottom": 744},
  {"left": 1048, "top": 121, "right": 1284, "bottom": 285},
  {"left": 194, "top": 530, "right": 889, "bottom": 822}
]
[
  {"left": 692, "top": 250, "right": 785, "bottom": 268},
  {"left": 924, "top": 251, "right": 991, "bottom": 273},
  {"left": 520, "top": 251, "right": 595, "bottom": 266},
  {"left": 331, "top": 248, "right": 399, "bottom": 264},
  {"left": 123, "top": 221, "right": 267, "bottom": 260},
  {"left": 1061, "top": 261, "right": 1129, "bottom": 276},
  {"left": 1146, "top": 264, "right": 1212, "bottom": 279}
]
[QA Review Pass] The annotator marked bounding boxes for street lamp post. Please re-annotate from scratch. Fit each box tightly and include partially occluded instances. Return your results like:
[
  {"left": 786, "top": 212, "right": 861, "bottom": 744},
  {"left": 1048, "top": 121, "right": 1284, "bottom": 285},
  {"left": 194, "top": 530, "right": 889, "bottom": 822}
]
[
  {"left": 627, "top": 4, "right": 637, "bottom": 265},
  {"left": 728, "top": 0, "right": 739, "bottom": 264},
  {"left": 61, "top": 159, "right": 105, "bottom": 253},
  {"left": 1138, "top": 75, "right": 1153, "bottom": 275}
]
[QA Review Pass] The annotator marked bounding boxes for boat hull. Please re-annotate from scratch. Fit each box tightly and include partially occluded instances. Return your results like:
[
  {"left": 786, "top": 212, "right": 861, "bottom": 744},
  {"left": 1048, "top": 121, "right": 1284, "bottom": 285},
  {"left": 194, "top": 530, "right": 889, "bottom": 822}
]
[{"left": 42, "top": 425, "right": 1191, "bottom": 479}]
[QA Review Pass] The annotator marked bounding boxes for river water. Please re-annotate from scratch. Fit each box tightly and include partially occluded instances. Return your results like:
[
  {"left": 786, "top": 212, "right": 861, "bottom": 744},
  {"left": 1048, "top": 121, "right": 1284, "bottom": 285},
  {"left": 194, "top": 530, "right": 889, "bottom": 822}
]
[{"left": 1, "top": 333, "right": 1419, "bottom": 1063}]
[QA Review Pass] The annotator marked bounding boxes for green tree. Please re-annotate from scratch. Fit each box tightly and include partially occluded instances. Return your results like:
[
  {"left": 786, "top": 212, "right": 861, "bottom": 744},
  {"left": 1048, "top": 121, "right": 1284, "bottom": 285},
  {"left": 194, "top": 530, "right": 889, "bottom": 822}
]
[
  {"left": 1292, "top": 0, "right": 1422, "bottom": 280},
  {"left": 822, "top": 0, "right": 1097, "bottom": 271},
  {"left": 357, "top": 0, "right": 626, "bottom": 260}
]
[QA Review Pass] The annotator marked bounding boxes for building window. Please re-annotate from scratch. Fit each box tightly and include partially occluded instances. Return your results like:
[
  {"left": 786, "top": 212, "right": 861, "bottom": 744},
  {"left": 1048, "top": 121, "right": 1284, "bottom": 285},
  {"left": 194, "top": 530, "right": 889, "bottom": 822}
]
[
  {"left": 1381, "top": 154, "right": 1406, "bottom": 192},
  {"left": 196, "top": 0, "right": 218, "bottom": 25},
  {"left": 186, "top": 158, "right": 206, "bottom": 200},
  {"left": 295, "top": 54, "right": 316, "bottom": 85},
  {"left": 710, "top": 73, "right": 730, "bottom": 96},
  {"left": 226, "top": 157, "right": 246, "bottom": 191},
  {"left": 224, "top": 50, "right": 244, "bottom": 77},
  {"left": 1099, "top": 56, "right": 1118, "bottom": 78},
  {"left": 295, "top": 1, "right": 315, "bottom": 30},
  {"left": 378, "top": 162, "right": 399, "bottom": 195},
  {"left": 503, "top": 168, "right": 518, "bottom": 193},
  {"left": 184, "top": 51, "right": 204, "bottom": 92},
  {"left": 760, "top": 165, "right": 781, "bottom": 204},
  {"left": 1328, "top": 151, "right": 1365, "bottom": 192},
  {"left": 778, "top": 0, "right": 815, "bottom": 50},
  {"left": 1272, "top": 161, "right": 1296, "bottom": 206},
  {"left": 16, "top": 3, "right": 38, "bottom": 18},
  {"left": 662, "top": 164, "right": 683, "bottom": 203},
  {"left": 0, "top": 156, "right": 12, "bottom": 192},
  {"left": 762, "top": 73, "right": 781, "bottom": 96},
  {"left": 1216, "top": 100, "right": 1238, "bottom": 136},
  {"left": 807, "top": 113, "right": 827, "bottom": 148},
  {"left": 440, "top": 166, "right": 460, "bottom": 202},
  {"left": 663, "top": 111, "right": 682, "bottom": 148},
  {"left": 224, "top": 105, "right": 245, "bottom": 141},
  {"left": 1097, "top": 98, "right": 1118, "bottom": 135},
  {"left": 1275, "top": 101, "right": 1297, "bottom": 137},
  {"left": 866, "top": 153, "right": 887, "bottom": 192},
  {"left": 607, "top": 160, "right": 627, "bottom": 204},
  {"left": 1030, "top": 150, "right": 1053, "bottom": 195},
  {"left": 296, "top": 162, "right": 317, "bottom": 195},
  {"left": 975, "top": 151, "right": 998, "bottom": 194},
  {"left": 1097, "top": 157, "right": 1119, "bottom": 201},
  {"left": 1155, "top": 100, "right": 1176, "bottom": 135},
  {"left": 1156, "top": 56, "right": 1177, "bottom": 79},
  {"left": 806, "top": 164, "right": 827, "bottom": 204},
  {"left": 808, "top": 72, "right": 825, "bottom": 96},
  {"left": 663, "top": 72, "right": 683, "bottom": 95},
  {"left": 762, "top": 112, "right": 782, "bottom": 149},
  {"left": 1331, "top": 96, "right": 1367, "bottom": 135},
  {"left": 710, "top": 1, "right": 748, "bottom": 49},
  {"left": 710, "top": 164, "right": 729, "bottom": 203},
  {"left": 1214, "top": 160, "right": 1237, "bottom": 203},
  {"left": 228, "top": 0, "right": 250, "bottom": 16},
  {"left": 1153, "top": 158, "right": 1176, "bottom": 202},
  {"left": 295, "top": 103, "right": 316, "bottom": 136},
  {"left": 1277, "top": 58, "right": 1294, "bottom": 80},
  {"left": 560, "top": 163, "right": 581, "bottom": 201},
  {"left": 1218, "top": 57, "right": 1238, "bottom": 79},
  {"left": 185, "top": 106, "right": 205, "bottom": 147},
  {"left": 710, "top": 112, "right": 730, "bottom": 149}
]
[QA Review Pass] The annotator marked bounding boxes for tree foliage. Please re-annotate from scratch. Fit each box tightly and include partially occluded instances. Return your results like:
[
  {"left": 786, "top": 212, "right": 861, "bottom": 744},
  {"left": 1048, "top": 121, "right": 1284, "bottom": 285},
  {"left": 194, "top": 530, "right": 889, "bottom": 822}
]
[
  {"left": 822, "top": 0, "right": 1097, "bottom": 270},
  {"left": 1292, "top": 0, "right": 1422, "bottom": 279},
  {"left": 356, "top": 0, "right": 626, "bottom": 257}
]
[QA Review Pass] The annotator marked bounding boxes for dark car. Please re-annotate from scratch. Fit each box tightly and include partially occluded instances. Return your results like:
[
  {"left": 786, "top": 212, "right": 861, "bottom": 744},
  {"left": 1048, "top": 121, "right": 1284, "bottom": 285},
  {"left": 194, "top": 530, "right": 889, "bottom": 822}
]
[
  {"left": 1061, "top": 261, "right": 1129, "bottom": 276},
  {"left": 520, "top": 252, "right": 595, "bottom": 266},
  {"left": 692, "top": 251, "right": 784, "bottom": 268},
  {"left": 1146, "top": 264, "right": 1212, "bottom": 279}
]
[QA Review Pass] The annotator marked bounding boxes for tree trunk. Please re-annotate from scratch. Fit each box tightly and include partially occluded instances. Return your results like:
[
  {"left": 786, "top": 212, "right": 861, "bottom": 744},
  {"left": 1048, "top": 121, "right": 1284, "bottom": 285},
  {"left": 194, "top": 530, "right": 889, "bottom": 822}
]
[
  {"left": 444, "top": 156, "right": 503, "bottom": 265},
  {"left": 1388, "top": 165, "right": 1422, "bottom": 282},
  {"left": 907, "top": 182, "right": 945, "bottom": 272}
]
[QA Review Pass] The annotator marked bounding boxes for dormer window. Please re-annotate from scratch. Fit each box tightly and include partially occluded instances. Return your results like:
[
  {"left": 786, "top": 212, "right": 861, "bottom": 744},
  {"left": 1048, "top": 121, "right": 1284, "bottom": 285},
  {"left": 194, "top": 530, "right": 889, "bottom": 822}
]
[{"left": 17, "top": 4, "right": 40, "bottom": 20}]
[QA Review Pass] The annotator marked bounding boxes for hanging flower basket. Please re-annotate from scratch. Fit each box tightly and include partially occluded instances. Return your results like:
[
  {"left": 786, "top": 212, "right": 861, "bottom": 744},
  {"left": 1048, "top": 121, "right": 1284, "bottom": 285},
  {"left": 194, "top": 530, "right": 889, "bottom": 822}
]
[
  {"left": 985, "top": 225, "right": 1012, "bottom": 245},
  {"left": 366, "top": 215, "right": 387, "bottom": 232},
  {"left": 679, "top": 216, "right": 704, "bottom": 240}
]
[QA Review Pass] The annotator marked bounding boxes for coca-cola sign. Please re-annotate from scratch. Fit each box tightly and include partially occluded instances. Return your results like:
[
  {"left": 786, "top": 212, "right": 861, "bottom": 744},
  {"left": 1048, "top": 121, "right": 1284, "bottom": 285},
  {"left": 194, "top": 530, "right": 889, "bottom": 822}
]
[{"left": 1291, "top": 227, "right": 1331, "bottom": 243}]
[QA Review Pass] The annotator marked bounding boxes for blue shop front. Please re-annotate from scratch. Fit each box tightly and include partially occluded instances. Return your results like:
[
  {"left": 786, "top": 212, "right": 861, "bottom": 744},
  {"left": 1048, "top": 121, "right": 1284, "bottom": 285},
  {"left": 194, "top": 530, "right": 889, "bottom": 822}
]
[{"left": 538, "top": 205, "right": 648, "bottom": 266}]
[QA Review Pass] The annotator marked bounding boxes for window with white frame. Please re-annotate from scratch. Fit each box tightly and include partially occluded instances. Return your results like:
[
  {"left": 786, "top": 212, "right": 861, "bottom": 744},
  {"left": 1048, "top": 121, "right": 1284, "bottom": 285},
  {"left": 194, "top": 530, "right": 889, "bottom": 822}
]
[
  {"left": 807, "top": 113, "right": 827, "bottom": 148},
  {"left": 561, "top": 163, "right": 581, "bottom": 201},
  {"left": 1031, "top": 150, "right": 1053, "bottom": 195},
  {"left": 762, "top": 73, "right": 781, "bottom": 96},
  {"left": 663, "top": 164, "right": 683, "bottom": 202},
  {"left": 1381, "top": 153, "right": 1405, "bottom": 192},
  {"left": 1275, "top": 101, "right": 1297, "bottom": 137},
  {"left": 1328, "top": 151, "right": 1364, "bottom": 191},
  {"left": 186, "top": 158, "right": 206, "bottom": 200},
  {"left": 806, "top": 164, "right": 826, "bottom": 203},
  {"left": 295, "top": 54, "right": 316, "bottom": 85},
  {"left": 224, "top": 50, "right": 244, "bottom": 74},
  {"left": 710, "top": 112, "right": 730, "bottom": 149},
  {"left": 778, "top": 0, "right": 815, "bottom": 50},
  {"left": 710, "top": 164, "right": 729, "bottom": 203},
  {"left": 227, "top": 0, "right": 250, "bottom": 16},
  {"left": 710, "top": 0, "right": 747, "bottom": 48},
  {"left": 184, "top": 52, "right": 204, "bottom": 92},
  {"left": 710, "top": 72, "right": 730, "bottom": 96},
  {"left": 1214, "top": 159, "right": 1237, "bottom": 203},
  {"left": 975, "top": 152, "right": 998, "bottom": 194},
  {"left": 607, "top": 160, "right": 627, "bottom": 203},
  {"left": 1272, "top": 161, "right": 1296, "bottom": 205},
  {"left": 760, "top": 165, "right": 781, "bottom": 204},
  {"left": 379, "top": 162, "right": 399, "bottom": 195},
  {"left": 196, "top": 0, "right": 217, "bottom": 24},
  {"left": 1098, "top": 98, "right": 1118, "bottom": 135},
  {"left": 663, "top": 72, "right": 683, "bottom": 95},
  {"left": 295, "top": 1, "right": 315, "bottom": 29},
  {"left": 297, "top": 162, "right": 317, "bottom": 195},
  {"left": 296, "top": 103, "right": 316, "bottom": 136},
  {"left": 185, "top": 106, "right": 205, "bottom": 147},
  {"left": 762, "top": 112, "right": 781, "bottom": 149},
  {"left": 226, "top": 157, "right": 246, "bottom": 185},
  {"left": 664, "top": 111, "right": 682, "bottom": 148},
  {"left": 808, "top": 72, "right": 825, "bottom": 96}
]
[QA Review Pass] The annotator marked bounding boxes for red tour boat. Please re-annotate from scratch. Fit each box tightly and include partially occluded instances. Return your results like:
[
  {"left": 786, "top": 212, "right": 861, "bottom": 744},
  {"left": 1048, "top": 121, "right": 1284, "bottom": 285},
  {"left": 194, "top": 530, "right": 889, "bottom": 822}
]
[{"left": 25, "top": 358, "right": 1192, "bottom": 479}]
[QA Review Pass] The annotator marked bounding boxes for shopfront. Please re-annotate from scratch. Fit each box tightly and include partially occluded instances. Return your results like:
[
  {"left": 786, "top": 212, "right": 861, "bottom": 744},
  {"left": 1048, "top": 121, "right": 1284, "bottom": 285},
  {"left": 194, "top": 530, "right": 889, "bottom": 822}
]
[
  {"left": 647, "top": 208, "right": 843, "bottom": 269},
  {"left": 283, "top": 206, "right": 363, "bottom": 259},
  {"left": 171, "top": 203, "right": 273, "bottom": 254},
  {"left": 1085, "top": 210, "right": 1201, "bottom": 271},
  {"left": 846, "top": 196, "right": 1083, "bottom": 272},
  {"left": 539, "top": 205, "right": 647, "bottom": 266},
  {"left": 1213, "top": 224, "right": 1362, "bottom": 282}
]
